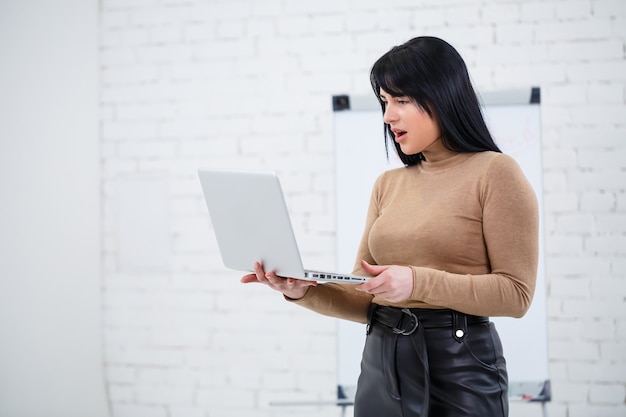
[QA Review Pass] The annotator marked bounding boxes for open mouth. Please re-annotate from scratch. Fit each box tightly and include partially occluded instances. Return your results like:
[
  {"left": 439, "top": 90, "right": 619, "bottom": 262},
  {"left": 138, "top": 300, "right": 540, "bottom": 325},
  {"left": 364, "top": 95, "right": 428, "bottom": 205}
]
[{"left": 394, "top": 130, "right": 407, "bottom": 142}]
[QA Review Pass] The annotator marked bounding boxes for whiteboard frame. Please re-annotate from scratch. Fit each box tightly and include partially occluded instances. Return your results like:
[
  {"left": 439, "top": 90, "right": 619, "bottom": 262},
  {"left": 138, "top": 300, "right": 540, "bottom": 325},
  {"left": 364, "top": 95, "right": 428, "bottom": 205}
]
[{"left": 332, "top": 88, "right": 550, "bottom": 405}]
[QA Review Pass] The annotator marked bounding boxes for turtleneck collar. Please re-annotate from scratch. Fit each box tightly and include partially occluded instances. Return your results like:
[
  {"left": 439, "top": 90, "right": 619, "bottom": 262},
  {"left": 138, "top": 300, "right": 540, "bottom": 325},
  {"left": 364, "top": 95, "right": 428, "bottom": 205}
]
[{"left": 417, "top": 151, "right": 475, "bottom": 173}]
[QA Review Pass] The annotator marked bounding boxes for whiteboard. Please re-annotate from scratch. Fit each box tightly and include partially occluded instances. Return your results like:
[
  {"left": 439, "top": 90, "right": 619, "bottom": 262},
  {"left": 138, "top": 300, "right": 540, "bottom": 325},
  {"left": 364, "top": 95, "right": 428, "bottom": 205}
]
[{"left": 333, "top": 88, "right": 549, "bottom": 400}]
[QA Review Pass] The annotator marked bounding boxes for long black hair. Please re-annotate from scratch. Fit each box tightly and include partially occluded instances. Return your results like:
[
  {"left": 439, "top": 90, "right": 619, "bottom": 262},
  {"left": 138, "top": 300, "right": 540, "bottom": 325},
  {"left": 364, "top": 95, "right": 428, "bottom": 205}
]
[{"left": 370, "top": 36, "right": 501, "bottom": 166}]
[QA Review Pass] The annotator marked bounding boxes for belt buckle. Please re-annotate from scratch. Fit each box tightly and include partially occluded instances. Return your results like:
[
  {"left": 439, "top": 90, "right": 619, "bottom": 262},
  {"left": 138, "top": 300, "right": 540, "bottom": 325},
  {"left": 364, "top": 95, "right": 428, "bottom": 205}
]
[{"left": 392, "top": 308, "right": 419, "bottom": 336}]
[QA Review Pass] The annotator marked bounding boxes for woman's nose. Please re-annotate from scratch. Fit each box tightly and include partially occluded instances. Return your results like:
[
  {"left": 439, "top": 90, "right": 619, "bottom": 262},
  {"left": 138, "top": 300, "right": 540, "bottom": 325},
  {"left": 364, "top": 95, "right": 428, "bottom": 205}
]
[{"left": 383, "top": 106, "right": 396, "bottom": 124}]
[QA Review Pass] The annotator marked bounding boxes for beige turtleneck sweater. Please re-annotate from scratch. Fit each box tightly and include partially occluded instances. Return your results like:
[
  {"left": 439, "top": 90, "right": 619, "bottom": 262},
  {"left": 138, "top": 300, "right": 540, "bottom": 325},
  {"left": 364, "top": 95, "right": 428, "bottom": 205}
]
[{"left": 291, "top": 151, "right": 539, "bottom": 323}]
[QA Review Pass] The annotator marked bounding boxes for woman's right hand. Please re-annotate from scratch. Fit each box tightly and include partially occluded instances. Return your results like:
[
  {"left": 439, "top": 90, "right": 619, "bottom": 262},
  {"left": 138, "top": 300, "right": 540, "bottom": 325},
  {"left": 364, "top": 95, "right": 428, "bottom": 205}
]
[{"left": 240, "top": 261, "right": 317, "bottom": 300}]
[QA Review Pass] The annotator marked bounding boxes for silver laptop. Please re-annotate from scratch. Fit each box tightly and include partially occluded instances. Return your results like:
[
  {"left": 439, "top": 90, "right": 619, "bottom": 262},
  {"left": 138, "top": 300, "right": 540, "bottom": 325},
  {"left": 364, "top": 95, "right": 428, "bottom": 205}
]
[{"left": 197, "top": 169, "right": 369, "bottom": 284}]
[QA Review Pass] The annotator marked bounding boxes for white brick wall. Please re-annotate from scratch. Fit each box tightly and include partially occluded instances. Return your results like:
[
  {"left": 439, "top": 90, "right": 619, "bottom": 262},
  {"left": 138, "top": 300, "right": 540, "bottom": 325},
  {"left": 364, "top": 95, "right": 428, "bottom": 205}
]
[{"left": 100, "top": 1, "right": 626, "bottom": 416}]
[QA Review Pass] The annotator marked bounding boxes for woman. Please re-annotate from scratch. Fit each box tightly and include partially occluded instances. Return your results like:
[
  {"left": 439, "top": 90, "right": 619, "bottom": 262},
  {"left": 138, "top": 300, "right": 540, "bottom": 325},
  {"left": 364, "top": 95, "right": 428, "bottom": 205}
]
[{"left": 241, "top": 36, "right": 539, "bottom": 417}]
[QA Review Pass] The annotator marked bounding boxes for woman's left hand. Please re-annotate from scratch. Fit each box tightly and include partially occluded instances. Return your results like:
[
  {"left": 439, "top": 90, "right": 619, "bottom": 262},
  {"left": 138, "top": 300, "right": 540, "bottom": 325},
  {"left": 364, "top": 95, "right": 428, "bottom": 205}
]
[{"left": 355, "top": 260, "right": 414, "bottom": 303}]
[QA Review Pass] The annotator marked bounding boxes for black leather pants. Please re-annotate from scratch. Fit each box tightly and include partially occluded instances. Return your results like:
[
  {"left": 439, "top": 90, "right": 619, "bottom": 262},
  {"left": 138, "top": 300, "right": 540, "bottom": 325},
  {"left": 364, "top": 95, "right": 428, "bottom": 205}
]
[{"left": 353, "top": 305, "right": 509, "bottom": 417}]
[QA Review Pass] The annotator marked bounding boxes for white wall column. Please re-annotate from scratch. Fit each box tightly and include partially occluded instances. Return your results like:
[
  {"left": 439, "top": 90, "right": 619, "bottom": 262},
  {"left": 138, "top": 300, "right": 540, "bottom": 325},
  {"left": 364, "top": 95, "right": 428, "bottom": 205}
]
[{"left": 0, "top": 0, "right": 108, "bottom": 416}]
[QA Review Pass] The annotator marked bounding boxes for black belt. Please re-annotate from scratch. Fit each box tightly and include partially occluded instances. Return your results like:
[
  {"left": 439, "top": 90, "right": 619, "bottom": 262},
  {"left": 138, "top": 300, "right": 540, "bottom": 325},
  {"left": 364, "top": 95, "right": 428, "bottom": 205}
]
[{"left": 368, "top": 305, "right": 489, "bottom": 340}]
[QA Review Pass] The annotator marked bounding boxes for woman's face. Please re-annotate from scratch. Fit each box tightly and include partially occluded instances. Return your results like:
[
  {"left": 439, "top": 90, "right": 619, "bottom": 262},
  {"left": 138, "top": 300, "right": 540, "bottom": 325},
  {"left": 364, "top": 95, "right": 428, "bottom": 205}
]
[{"left": 379, "top": 88, "right": 442, "bottom": 157}]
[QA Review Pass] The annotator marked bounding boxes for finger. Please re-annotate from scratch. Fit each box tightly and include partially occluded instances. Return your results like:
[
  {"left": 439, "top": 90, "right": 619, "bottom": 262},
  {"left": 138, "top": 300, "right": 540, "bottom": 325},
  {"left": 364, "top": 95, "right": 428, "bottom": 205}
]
[
  {"left": 253, "top": 261, "right": 267, "bottom": 278},
  {"left": 241, "top": 273, "right": 259, "bottom": 284},
  {"left": 271, "top": 275, "right": 318, "bottom": 290},
  {"left": 265, "top": 271, "right": 290, "bottom": 287},
  {"left": 360, "top": 260, "right": 388, "bottom": 276},
  {"left": 356, "top": 275, "right": 386, "bottom": 293},
  {"left": 287, "top": 277, "right": 318, "bottom": 287}
]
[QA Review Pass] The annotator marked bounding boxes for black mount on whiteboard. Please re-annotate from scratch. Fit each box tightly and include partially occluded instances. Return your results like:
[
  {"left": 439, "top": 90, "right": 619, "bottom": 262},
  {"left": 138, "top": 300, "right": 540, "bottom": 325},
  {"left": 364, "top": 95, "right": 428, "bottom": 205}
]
[
  {"left": 530, "top": 86, "right": 541, "bottom": 104},
  {"left": 333, "top": 95, "right": 350, "bottom": 111}
]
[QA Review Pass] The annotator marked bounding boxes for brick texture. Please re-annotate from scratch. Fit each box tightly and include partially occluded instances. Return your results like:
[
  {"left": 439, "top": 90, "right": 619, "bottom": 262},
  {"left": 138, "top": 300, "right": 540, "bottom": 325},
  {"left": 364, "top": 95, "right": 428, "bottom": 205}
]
[{"left": 100, "top": 0, "right": 626, "bottom": 415}]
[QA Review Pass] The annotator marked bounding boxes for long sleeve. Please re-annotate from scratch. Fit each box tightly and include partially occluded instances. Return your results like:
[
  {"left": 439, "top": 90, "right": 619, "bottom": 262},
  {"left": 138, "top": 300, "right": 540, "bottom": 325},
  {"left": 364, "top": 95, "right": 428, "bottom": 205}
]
[
  {"left": 408, "top": 154, "right": 539, "bottom": 317},
  {"left": 353, "top": 152, "right": 539, "bottom": 317},
  {"left": 289, "top": 151, "right": 539, "bottom": 320},
  {"left": 288, "top": 282, "right": 373, "bottom": 324}
]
